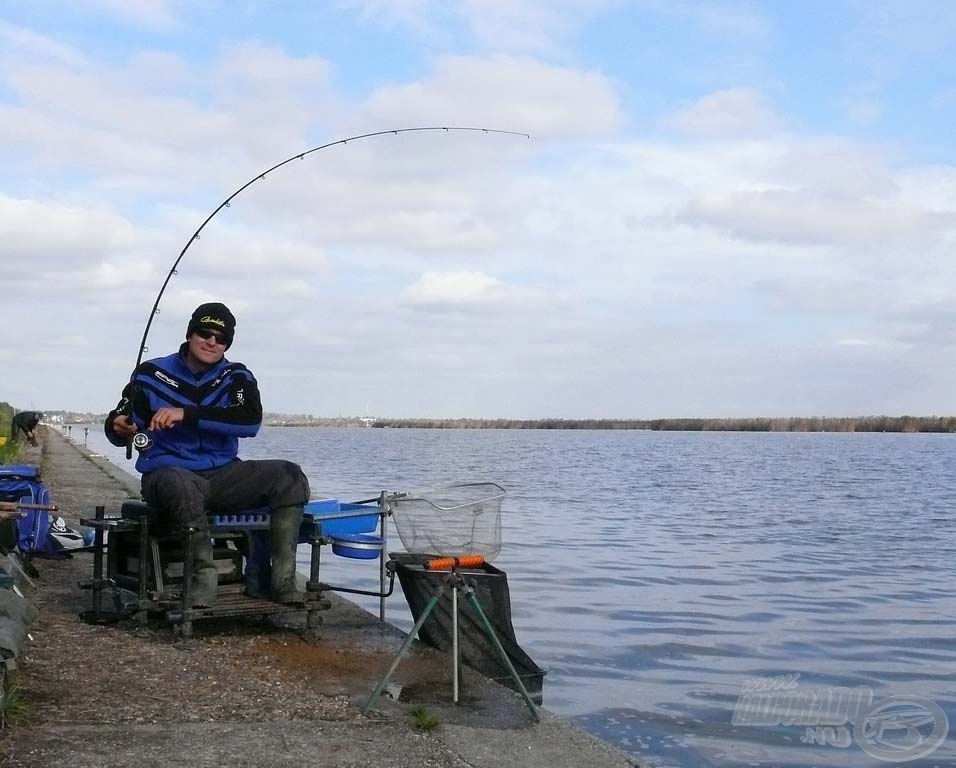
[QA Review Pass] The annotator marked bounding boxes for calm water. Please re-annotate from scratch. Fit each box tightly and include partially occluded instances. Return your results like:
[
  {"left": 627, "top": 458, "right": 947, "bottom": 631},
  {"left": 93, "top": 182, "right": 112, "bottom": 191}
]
[{"left": 78, "top": 426, "right": 956, "bottom": 767}]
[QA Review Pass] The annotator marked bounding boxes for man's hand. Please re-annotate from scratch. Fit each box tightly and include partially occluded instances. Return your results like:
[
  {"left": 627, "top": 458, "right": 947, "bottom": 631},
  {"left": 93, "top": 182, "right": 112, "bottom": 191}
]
[
  {"left": 149, "top": 407, "right": 185, "bottom": 431},
  {"left": 111, "top": 414, "right": 137, "bottom": 439}
]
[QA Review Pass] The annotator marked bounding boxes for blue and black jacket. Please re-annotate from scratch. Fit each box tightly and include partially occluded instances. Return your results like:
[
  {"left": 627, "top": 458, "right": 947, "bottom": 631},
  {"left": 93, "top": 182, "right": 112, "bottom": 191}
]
[{"left": 104, "top": 343, "right": 262, "bottom": 474}]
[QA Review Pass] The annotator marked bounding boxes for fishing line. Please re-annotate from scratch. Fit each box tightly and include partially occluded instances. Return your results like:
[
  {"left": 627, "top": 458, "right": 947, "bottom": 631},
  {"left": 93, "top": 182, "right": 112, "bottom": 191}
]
[{"left": 123, "top": 125, "right": 529, "bottom": 455}]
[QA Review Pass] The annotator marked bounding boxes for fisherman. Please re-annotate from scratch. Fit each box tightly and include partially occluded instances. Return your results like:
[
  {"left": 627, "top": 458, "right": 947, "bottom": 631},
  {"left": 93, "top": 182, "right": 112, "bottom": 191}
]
[
  {"left": 11, "top": 411, "right": 43, "bottom": 446},
  {"left": 104, "top": 302, "right": 310, "bottom": 607}
]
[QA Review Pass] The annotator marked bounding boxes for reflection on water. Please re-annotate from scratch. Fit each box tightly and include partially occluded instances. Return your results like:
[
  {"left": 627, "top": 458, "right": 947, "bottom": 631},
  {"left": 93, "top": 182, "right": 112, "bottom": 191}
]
[{"left": 81, "top": 427, "right": 956, "bottom": 767}]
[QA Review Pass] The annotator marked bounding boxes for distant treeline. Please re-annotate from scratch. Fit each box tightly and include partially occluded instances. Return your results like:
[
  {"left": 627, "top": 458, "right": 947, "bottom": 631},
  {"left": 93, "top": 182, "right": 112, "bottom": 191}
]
[
  {"left": 361, "top": 416, "right": 956, "bottom": 433},
  {"left": 71, "top": 412, "right": 956, "bottom": 433}
]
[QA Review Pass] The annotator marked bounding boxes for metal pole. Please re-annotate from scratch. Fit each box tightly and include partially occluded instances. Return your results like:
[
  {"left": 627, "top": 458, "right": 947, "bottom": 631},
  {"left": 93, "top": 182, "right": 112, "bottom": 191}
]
[
  {"left": 136, "top": 514, "right": 150, "bottom": 626},
  {"left": 363, "top": 588, "right": 444, "bottom": 715},
  {"left": 181, "top": 528, "right": 194, "bottom": 607},
  {"left": 378, "top": 492, "right": 386, "bottom": 621},
  {"left": 309, "top": 520, "right": 322, "bottom": 591},
  {"left": 465, "top": 589, "right": 539, "bottom": 722},
  {"left": 92, "top": 505, "right": 105, "bottom": 619},
  {"left": 452, "top": 582, "right": 459, "bottom": 704},
  {"left": 137, "top": 515, "right": 149, "bottom": 601}
]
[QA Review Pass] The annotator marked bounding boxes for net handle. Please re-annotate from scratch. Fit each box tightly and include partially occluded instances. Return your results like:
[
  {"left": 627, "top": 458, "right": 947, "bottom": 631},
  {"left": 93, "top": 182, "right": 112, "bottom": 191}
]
[{"left": 424, "top": 555, "right": 486, "bottom": 570}]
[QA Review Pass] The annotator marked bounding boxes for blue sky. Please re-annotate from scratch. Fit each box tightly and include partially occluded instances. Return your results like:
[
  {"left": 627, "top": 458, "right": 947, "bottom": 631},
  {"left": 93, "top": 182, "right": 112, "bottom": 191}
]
[{"left": 2, "top": 1, "right": 956, "bottom": 418}]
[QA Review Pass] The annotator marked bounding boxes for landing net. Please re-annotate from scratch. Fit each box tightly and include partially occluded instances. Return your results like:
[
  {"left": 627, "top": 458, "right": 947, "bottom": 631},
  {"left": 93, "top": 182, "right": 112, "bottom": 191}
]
[{"left": 385, "top": 482, "right": 504, "bottom": 561}]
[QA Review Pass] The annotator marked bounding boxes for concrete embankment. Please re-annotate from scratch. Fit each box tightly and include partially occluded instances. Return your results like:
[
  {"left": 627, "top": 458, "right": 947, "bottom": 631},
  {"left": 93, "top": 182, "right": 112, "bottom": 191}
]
[{"left": 1, "top": 428, "right": 640, "bottom": 768}]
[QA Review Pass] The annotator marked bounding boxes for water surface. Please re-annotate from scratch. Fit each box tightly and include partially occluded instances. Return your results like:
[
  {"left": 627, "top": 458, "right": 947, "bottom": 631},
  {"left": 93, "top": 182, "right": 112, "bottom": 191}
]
[{"left": 81, "top": 427, "right": 956, "bottom": 767}]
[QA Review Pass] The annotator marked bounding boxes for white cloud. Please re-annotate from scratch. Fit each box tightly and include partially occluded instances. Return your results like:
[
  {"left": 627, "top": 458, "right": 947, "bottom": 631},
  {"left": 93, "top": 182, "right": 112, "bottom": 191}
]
[
  {"left": 0, "top": 38, "right": 334, "bottom": 183},
  {"left": 402, "top": 270, "right": 504, "bottom": 305},
  {"left": 0, "top": 194, "right": 133, "bottom": 250},
  {"left": 681, "top": 187, "right": 949, "bottom": 246},
  {"left": 0, "top": 20, "right": 88, "bottom": 67},
  {"left": 834, "top": 336, "right": 908, "bottom": 350},
  {"left": 460, "top": 0, "right": 614, "bottom": 55},
  {"left": 341, "top": 0, "right": 441, "bottom": 36},
  {"left": 667, "top": 88, "right": 780, "bottom": 137},
  {"left": 363, "top": 54, "right": 620, "bottom": 137},
  {"left": 213, "top": 41, "right": 332, "bottom": 94}
]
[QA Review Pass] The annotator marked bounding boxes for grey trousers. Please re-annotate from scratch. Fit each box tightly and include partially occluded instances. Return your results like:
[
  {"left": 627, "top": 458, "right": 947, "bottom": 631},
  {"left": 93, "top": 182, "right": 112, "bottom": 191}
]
[{"left": 141, "top": 459, "right": 310, "bottom": 532}]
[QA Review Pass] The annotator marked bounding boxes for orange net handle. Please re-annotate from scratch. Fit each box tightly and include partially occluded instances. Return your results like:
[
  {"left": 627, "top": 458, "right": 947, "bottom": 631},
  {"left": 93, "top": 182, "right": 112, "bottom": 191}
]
[{"left": 423, "top": 555, "right": 485, "bottom": 570}]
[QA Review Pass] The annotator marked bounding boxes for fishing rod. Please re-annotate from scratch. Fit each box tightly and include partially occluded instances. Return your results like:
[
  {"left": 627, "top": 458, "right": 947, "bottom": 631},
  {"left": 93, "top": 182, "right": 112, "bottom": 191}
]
[{"left": 123, "top": 125, "right": 529, "bottom": 457}]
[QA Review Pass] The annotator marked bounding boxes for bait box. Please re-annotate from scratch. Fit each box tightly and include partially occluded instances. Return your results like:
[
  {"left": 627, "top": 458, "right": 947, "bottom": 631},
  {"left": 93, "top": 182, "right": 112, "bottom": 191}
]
[
  {"left": 330, "top": 532, "right": 384, "bottom": 559},
  {"left": 304, "top": 498, "right": 379, "bottom": 536}
]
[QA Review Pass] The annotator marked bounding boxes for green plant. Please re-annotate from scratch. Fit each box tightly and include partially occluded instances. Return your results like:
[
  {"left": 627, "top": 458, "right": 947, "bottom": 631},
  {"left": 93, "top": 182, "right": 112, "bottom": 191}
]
[
  {"left": 1, "top": 682, "right": 31, "bottom": 728},
  {"left": 0, "top": 442, "right": 17, "bottom": 464},
  {"left": 407, "top": 704, "right": 441, "bottom": 732},
  {"left": 0, "top": 402, "right": 22, "bottom": 464}
]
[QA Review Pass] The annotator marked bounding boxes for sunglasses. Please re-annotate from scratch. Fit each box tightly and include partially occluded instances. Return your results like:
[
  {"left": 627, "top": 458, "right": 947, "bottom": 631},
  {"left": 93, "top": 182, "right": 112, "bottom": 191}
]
[{"left": 195, "top": 328, "right": 228, "bottom": 345}]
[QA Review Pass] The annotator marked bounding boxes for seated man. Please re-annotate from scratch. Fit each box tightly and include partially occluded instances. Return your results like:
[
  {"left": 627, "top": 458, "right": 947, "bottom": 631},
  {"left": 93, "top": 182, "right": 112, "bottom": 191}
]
[{"left": 104, "top": 302, "right": 309, "bottom": 607}]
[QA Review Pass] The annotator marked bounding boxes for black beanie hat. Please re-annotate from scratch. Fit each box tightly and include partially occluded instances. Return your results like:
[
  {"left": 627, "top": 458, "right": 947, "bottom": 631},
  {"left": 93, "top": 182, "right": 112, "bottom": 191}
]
[{"left": 186, "top": 302, "right": 236, "bottom": 349}]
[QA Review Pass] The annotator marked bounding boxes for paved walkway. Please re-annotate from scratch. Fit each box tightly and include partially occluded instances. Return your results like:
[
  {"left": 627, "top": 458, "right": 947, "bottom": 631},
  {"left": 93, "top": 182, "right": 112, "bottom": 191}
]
[{"left": 1, "top": 429, "right": 640, "bottom": 768}]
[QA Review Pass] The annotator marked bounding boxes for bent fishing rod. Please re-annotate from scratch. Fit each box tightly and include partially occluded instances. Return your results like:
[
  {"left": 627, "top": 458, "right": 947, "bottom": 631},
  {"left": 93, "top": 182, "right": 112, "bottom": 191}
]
[{"left": 123, "top": 125, "right": 529, "bottom": 457}]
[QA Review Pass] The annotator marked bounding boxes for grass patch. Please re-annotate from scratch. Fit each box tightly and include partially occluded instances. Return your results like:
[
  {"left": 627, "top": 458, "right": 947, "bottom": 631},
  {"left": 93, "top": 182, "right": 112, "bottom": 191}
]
[
  {"left": 1, "top": 682, "right": 31, "bottom": 728},
  {"left": 0, "top": 441, "right": 18, "bottom": 464},
  {"left": 0, "top": 401, "right": 23, "bottom": 465},
  {"left": 407, "top": 704, "right": 441, "bottom": 732}
]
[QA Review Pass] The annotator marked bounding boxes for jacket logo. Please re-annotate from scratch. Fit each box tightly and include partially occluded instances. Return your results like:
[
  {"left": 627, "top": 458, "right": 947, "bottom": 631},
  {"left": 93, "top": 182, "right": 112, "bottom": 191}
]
[
  {"left": 154, "top": 371, "right": 179, "bottom": 388},
  {"left": 236, "top": 388, "right": 244, "bottom": 405},
  {"left": 200, "top": 315, "right": 226, "bottom": 328}
]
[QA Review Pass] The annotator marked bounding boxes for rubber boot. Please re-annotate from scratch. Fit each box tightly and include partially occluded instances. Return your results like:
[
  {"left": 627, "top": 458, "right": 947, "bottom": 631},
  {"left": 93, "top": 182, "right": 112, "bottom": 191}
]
[
  {"left": 242, "top": 532, "right": 272, "bottom": 599},
  {"left": 269, "top": 505, "right": 305, "bottom": 604},
  {"left": 191, "top": 536, "right": 218, "bottom": 608}
]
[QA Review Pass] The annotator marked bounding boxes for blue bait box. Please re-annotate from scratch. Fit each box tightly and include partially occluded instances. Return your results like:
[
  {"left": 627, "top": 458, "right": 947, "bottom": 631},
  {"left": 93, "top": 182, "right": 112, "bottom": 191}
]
[{"left": 304, "top": 498, "right": 379, "bottom": 536}]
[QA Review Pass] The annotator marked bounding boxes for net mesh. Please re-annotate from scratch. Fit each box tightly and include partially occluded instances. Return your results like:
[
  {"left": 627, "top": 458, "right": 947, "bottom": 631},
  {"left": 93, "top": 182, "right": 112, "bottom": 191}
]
[{"left": 386, "top": 482, "right": 504, "bottom": 561}]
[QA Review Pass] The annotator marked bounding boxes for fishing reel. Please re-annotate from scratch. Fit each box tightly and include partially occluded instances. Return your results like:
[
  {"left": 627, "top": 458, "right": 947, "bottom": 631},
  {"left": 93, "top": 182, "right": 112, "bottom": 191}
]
[{"left": 131, "top": 431, "right": 154, "bottom": 452}]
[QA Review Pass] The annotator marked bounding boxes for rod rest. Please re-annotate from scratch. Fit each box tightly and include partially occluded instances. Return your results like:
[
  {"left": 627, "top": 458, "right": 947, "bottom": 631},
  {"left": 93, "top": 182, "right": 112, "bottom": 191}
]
[{"left": 120, "top": 500, "right": 273, "bottom": 531}]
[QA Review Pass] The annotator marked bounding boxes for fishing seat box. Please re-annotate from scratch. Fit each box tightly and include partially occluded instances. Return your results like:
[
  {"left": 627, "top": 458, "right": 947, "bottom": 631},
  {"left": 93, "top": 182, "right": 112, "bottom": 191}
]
[
  {"left": 107, "top": 497, "right": 384, "bottom": 597},
  {"left": 109, "top": 501, "right": 244, "bottom": 592}
]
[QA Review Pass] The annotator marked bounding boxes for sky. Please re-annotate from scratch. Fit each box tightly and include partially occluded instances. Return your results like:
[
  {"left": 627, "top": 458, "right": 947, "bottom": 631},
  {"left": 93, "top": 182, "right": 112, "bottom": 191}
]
[{"left": 2, "top": 1, "right": 956, "bottom": 419}]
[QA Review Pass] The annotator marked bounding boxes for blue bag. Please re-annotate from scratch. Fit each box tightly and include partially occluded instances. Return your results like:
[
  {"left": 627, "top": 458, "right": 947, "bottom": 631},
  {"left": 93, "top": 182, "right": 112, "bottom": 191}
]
[{"left": 0, "top": 465, "right": 62, "bottom": 554}]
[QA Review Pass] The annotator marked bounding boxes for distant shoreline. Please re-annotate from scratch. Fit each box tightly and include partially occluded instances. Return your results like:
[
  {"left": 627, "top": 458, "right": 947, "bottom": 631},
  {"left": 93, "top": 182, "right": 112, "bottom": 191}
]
[
  {"left": 267, "top": 416, "right": 956, "bottom": 433},
  {"left": 42, "top": 414, "right": 956, "bottom": 433}
]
